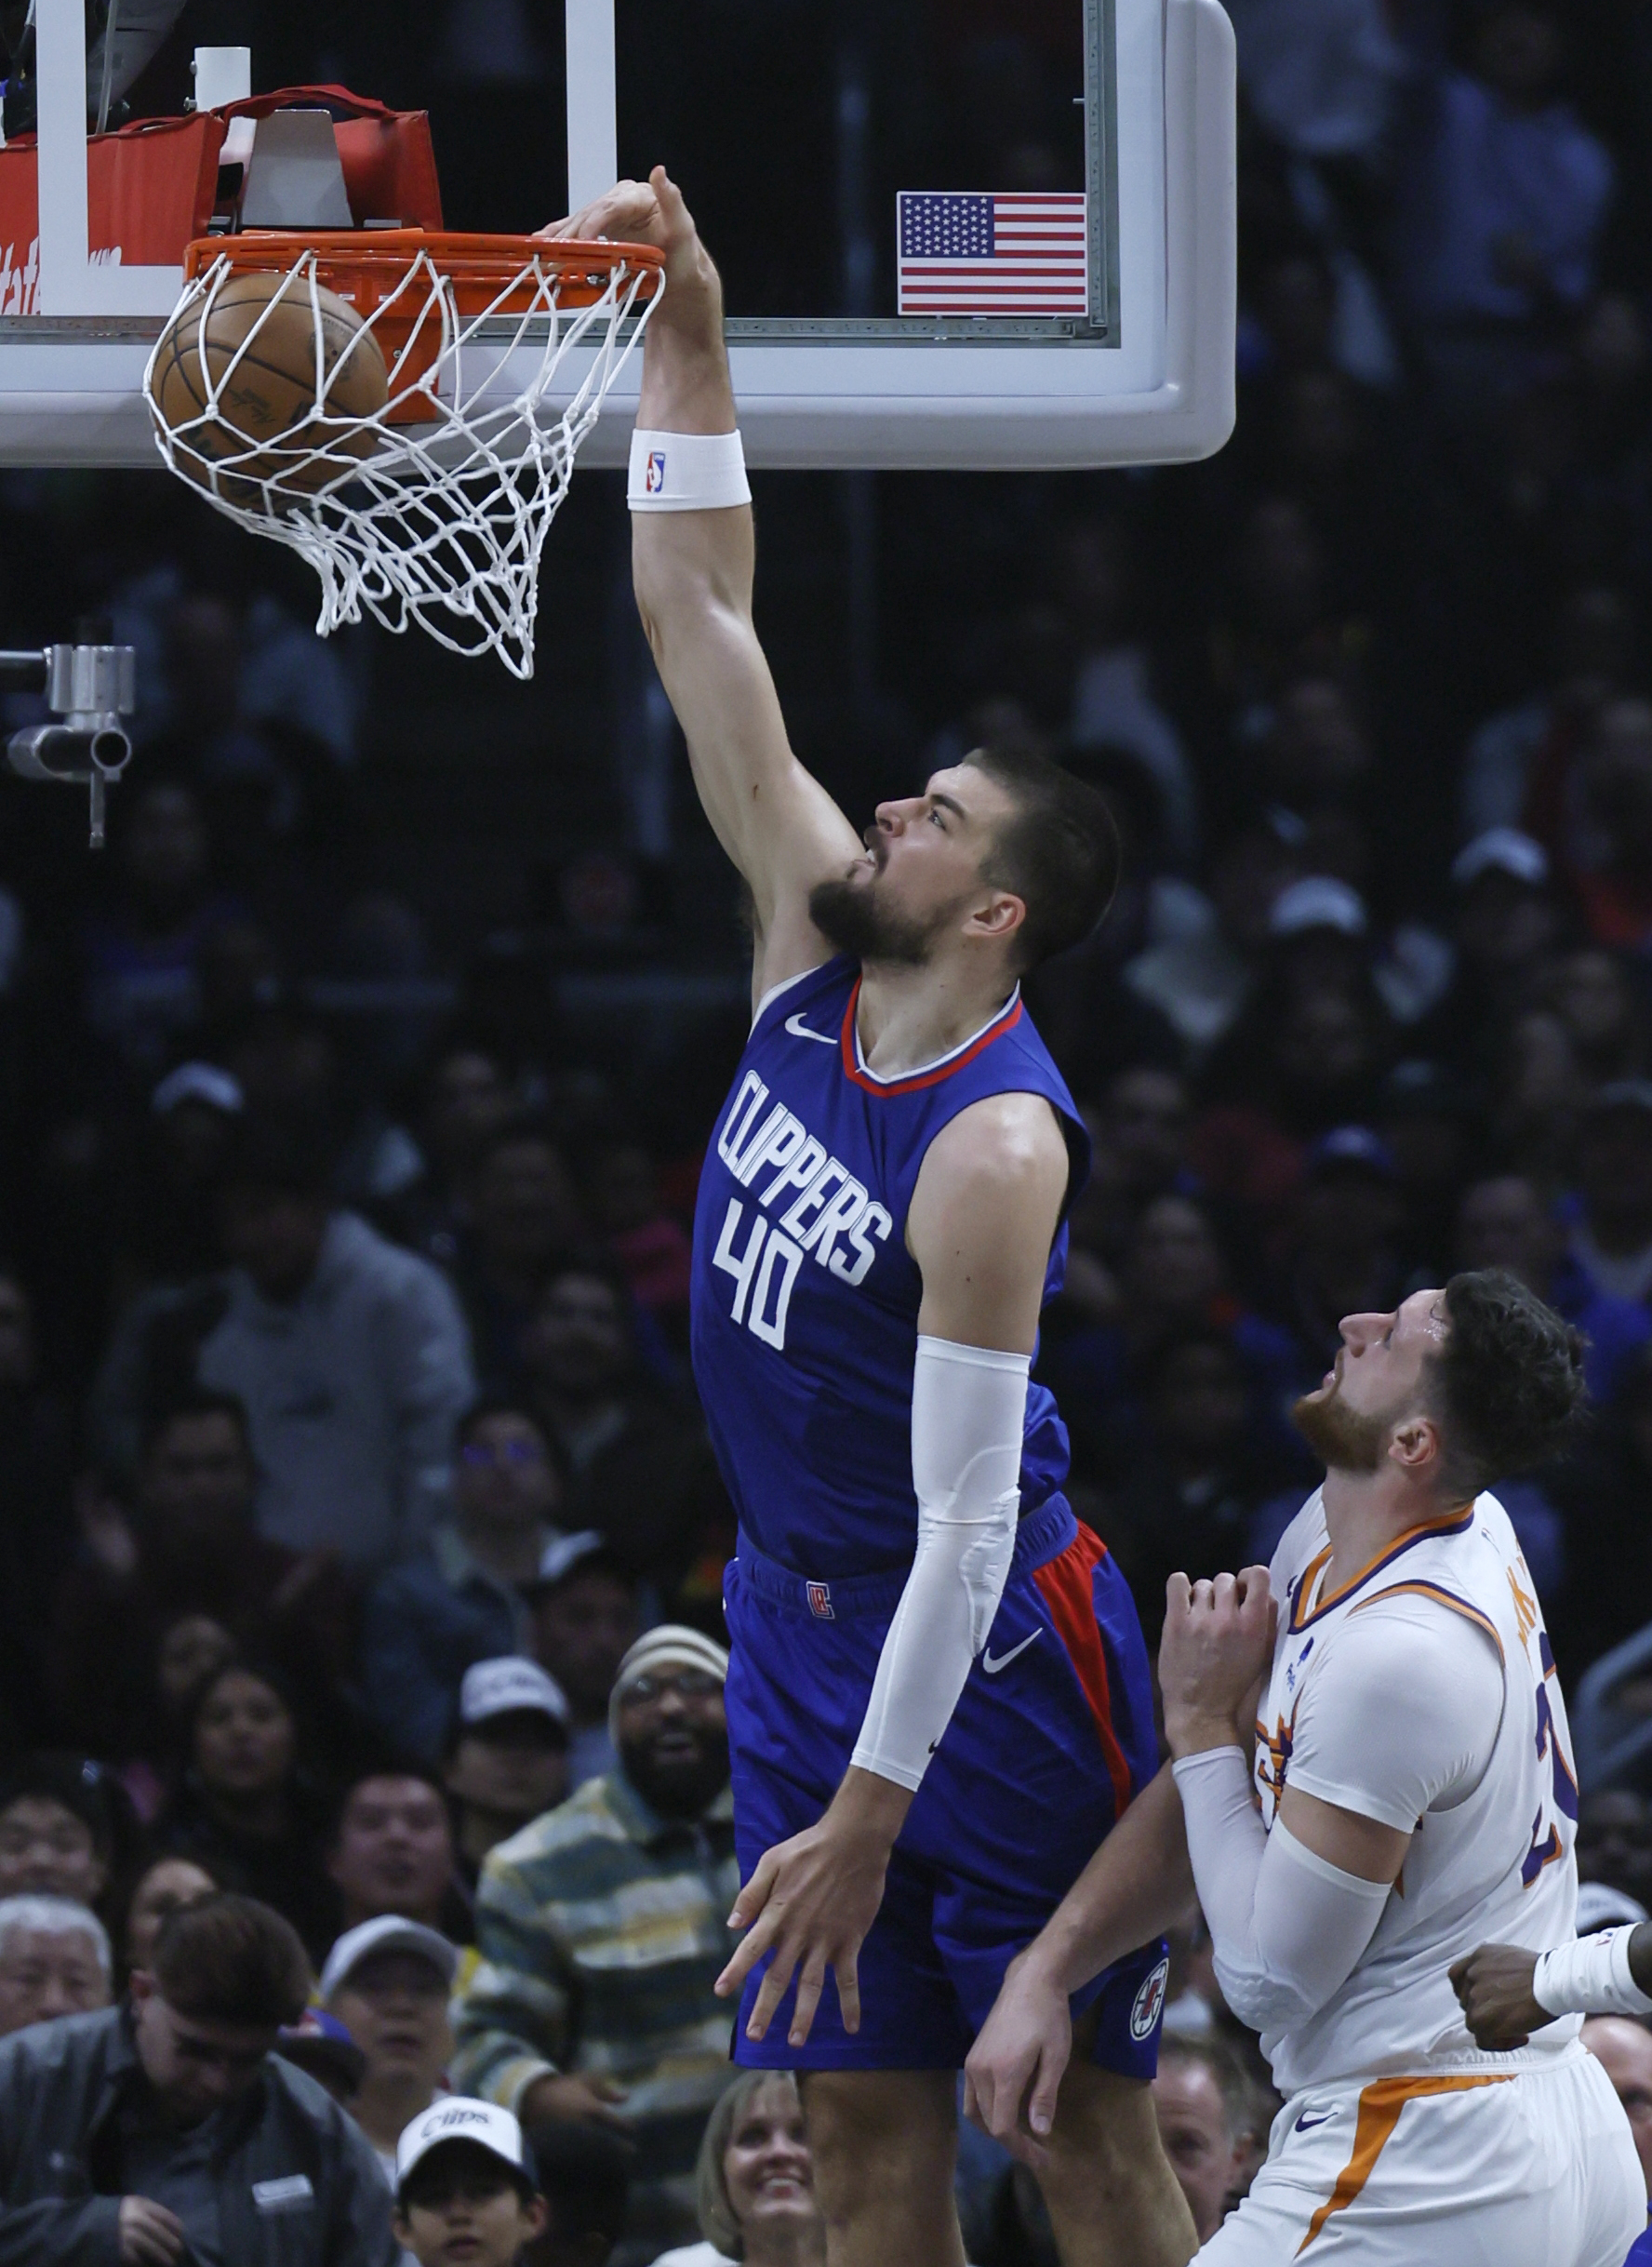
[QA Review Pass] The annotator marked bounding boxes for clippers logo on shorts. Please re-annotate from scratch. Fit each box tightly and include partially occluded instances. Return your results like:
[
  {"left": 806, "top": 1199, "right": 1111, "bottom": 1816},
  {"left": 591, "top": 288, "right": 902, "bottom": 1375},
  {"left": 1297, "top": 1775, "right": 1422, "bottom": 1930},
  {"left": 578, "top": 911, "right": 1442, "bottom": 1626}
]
[
  {"left": 1130, "top": 1955, "right": 1169, "bottom": 2041},
  {"left": 710, "top": 1068, "right": 894, "bottom": 1352},
  {"left": 646, "top": 448, "right": 667, "bottom": 494},
  {"left": 806, "top": 1580, "right": 834, "bottom": 1620}
]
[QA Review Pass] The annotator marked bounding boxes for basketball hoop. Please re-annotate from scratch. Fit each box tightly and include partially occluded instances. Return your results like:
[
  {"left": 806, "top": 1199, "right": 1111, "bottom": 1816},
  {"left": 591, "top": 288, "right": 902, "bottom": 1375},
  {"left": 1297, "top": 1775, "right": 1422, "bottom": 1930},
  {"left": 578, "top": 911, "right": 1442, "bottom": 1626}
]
[{"left": 141, "top": 231, "right": 666, "bottom": 677}]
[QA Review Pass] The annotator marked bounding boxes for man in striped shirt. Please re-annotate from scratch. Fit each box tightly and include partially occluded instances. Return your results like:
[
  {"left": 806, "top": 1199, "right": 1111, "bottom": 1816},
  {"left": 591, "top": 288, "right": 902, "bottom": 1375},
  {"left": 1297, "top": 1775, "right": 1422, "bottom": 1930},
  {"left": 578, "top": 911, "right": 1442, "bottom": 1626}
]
[{"left": 449, "top": 1628, "right": 738, "bottom": 2267}]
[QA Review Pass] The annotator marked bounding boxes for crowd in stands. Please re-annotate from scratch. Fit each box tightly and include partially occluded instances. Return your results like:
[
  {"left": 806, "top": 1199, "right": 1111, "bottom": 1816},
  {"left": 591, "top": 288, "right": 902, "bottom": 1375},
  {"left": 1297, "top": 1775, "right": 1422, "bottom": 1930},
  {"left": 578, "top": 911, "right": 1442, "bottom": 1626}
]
[{"left": 8, "top": 0, "right": 1652, "bottom": 2258}]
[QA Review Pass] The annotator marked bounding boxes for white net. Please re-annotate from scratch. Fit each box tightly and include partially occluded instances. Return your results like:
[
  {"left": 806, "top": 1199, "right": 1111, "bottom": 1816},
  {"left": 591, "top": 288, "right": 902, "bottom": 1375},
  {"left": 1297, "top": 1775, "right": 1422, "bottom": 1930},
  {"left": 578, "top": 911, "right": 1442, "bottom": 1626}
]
[{"left": 141, "top": 241, "right": 660, "bottom": 678}]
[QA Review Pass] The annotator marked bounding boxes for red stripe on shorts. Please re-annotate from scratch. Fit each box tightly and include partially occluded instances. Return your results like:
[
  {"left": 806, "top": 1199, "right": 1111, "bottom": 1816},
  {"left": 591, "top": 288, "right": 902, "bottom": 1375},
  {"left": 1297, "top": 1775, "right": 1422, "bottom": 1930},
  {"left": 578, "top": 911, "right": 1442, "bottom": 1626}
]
[{"left": 1032, "top": 1523, "right": 1135, "bottom": 1819}]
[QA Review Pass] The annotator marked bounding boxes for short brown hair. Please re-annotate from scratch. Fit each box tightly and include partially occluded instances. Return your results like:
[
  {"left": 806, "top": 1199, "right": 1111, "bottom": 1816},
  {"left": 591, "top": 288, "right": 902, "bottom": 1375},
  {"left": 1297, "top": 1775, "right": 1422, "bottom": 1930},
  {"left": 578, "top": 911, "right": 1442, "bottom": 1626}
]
[
  {"left": 150, "top": 1893, "right": 311, "bottom": 2028},
  {"left": 965, "top": 744, "right": 1121, "bottom": 971},
  {"left": 1431, "top": 1268, "right": 1589, "bottom": 1495}
]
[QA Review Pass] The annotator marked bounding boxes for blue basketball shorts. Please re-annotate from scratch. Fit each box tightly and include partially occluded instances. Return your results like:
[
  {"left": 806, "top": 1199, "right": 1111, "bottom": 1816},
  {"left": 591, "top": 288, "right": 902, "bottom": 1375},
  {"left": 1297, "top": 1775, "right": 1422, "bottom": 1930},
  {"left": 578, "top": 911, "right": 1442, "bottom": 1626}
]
[{"left": 723, "top": 1494, "right": 1169, "bottom": 2077}]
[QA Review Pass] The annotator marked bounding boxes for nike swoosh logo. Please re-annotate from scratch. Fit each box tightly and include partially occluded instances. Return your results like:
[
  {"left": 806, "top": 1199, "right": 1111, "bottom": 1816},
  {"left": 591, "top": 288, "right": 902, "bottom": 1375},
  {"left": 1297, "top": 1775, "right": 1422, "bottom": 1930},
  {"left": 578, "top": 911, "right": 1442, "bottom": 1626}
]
[
  {"left": 1294, "top": 2111, "right": 1333, "bottom": 2131},
  {"left": 784, "top": 1012, "right": 837, "bottom": 1046},
  {"left": 981, "top": 1631, "right": 1042, "bottom": 1675}
]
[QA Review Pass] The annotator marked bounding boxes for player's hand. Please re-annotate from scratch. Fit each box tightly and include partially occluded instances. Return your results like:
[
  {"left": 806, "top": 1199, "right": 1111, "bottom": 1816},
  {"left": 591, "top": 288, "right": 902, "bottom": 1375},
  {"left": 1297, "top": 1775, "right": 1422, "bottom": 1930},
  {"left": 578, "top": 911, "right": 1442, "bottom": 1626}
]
[
  {"left": 963, "top": 1947, "right": 1072, "bottom": 2170},
  {"left": 1160, "top": 1567, "right": 1276, "bottom": 1760},
  {"left": 716, "top": 1772, "right": 906, "bottom": 2046},
  {"left": 520, "top": 2070, "right": 634, "bottom": 2139},
  {"left": 537, "top": 168, "right": 714, "bottom": 307},
  {"left": 118, "top": 2197, "right": 186, "bottom": 2266},
  {"left": 1447, "top": 1943, "right": 1548, "bottom": 2050}
]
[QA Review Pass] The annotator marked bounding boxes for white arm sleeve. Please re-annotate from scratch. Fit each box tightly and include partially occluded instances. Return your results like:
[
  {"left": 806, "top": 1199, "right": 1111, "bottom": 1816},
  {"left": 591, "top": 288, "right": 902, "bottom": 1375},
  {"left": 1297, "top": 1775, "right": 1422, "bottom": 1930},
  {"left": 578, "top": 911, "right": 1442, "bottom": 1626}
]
[
  {"left": 850, "top": 1335, "right": 1028, "bottom": 1792},
  {"left": 1171, "top": 1747, "right": 1392, "bottom": 2033}
]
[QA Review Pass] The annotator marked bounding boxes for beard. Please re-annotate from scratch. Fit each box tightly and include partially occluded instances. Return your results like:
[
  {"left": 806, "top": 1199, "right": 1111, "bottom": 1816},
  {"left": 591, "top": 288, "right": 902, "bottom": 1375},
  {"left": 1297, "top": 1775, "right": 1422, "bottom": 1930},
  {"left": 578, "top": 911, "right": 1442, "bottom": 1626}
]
[
  {"left": 808, "top": 868, "right": 948, "bottom": 967},
  {"left": 1291, "top": 1378, "right": 1392, "bottom": 1474},
  {"left": 620, "top": 1726, "right": 730, "bottom": 1821}
]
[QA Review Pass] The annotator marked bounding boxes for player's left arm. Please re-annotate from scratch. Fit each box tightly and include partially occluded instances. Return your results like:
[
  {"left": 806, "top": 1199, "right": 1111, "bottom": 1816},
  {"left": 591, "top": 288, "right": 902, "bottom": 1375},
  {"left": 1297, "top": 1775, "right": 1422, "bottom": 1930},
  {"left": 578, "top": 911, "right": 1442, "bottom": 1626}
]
[{"left": 714, "top": 1093, "right": 1069, "bottom": 2047}]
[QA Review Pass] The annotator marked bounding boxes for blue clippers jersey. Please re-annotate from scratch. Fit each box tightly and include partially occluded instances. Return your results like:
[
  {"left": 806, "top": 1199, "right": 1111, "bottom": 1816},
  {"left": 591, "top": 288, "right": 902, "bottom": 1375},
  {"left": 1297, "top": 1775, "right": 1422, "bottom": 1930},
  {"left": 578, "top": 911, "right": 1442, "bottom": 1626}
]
[{"left": 691, "top": 955, "right": 1090, "bottom": 1579}]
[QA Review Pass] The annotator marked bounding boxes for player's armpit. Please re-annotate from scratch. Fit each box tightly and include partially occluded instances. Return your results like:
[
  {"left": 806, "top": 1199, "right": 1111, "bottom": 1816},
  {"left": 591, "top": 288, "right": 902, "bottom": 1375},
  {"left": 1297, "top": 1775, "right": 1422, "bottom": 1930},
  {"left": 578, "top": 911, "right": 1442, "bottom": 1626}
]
[
  {"left": 908, "top": 1092, "right": 1072, "bottom": 1351},
  {"left": 1276, "top": 1784, "right": 1410, "bottom": 1884}
]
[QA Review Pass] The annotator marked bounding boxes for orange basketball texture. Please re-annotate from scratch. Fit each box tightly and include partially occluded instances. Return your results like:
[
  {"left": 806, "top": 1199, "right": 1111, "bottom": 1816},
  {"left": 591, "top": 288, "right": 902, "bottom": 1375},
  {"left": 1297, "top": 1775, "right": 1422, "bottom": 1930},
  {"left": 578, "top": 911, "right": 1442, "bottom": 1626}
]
[{"left": 153, "top": 272, "right": 391, "bottom": 500}]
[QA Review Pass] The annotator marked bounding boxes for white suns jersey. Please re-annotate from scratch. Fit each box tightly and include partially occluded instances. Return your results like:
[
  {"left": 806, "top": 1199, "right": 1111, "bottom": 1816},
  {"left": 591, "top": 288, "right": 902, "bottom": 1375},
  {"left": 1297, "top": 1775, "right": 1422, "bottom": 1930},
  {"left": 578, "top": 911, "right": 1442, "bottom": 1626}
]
[{"left": 1255, "top": 1488, "right": 1581, "bottom": 2099}]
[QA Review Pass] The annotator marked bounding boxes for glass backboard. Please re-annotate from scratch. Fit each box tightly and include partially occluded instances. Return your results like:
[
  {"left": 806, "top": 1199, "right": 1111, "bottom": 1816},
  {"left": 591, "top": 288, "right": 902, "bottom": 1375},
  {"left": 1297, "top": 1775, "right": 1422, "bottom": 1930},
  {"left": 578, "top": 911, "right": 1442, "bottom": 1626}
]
[{"left": 0, "top": 0, "right": 1234, "bottom": 468}]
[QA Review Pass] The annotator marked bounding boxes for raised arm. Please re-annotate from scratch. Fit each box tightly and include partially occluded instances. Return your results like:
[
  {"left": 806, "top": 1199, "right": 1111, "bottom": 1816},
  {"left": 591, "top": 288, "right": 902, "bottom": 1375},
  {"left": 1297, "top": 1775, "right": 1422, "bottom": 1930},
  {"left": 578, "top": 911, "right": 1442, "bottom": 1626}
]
[{"left": 545, "top": 171, "right": 860, "bottom": 1007}]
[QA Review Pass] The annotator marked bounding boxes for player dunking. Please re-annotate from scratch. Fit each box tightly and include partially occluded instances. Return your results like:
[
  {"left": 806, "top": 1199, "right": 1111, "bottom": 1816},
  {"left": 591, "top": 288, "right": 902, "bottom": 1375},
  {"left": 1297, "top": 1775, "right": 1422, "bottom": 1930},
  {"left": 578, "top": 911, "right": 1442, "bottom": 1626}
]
[
  {"left": 967, "top": 1272, "right": 1645, "bottom": 2263},
  {"left": 541, "top": 173, "right": 1196, "bottom": 2267}
]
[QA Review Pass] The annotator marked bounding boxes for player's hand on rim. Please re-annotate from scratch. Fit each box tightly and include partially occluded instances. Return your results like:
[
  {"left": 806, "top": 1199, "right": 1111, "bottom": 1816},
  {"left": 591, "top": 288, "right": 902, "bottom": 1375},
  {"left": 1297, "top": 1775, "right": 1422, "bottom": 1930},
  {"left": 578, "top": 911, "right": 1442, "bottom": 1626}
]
[
  {"left": 716, "top": 1794, "right": 899, "bottom": 2047},
  {"left": 1447, "top": 1942, "right": 1547, "bottom": 2050},
  {"left": 536, "top": 167, "right": 715, "bottom": 302},
  {"left": 962, "top": 1946, "right": 1072, "bottom": 2169},
  {"left": 1159, "top": 1565, "right": 1276, "bottom": 1759}
]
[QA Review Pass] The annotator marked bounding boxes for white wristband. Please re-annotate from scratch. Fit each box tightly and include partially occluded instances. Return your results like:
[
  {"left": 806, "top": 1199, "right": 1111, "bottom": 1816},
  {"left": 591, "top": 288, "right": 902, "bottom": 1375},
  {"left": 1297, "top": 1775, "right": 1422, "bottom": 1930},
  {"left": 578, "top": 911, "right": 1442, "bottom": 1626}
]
[
  {"left": 1533, "top": 1927, "right": 1652, "bottom": 2019},
  {"left": 627, "top": 428, "right": 751, "bottom": 513}
]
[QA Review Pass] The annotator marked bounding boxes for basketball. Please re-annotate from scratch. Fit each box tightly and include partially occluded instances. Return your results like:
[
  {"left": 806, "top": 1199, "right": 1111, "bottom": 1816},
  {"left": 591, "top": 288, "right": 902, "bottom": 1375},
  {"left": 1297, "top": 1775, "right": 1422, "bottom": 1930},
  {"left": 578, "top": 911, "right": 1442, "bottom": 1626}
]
[{"left": 150, "top": 271, "right": 390, "bottom": 500}]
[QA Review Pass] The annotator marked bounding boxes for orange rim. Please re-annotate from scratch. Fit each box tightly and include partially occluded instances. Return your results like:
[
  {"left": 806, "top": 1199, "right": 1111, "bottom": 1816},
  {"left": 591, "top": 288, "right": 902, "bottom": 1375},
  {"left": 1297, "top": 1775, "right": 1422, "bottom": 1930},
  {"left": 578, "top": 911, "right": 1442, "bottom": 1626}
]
[{"left": 180, "top": 229, "right": 664, "bottom": 314}]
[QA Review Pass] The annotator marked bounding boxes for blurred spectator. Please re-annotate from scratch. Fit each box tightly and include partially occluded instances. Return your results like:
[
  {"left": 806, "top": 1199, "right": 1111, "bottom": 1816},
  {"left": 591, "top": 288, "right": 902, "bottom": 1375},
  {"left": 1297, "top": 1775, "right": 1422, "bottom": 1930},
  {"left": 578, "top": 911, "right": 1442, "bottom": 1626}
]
[
  {"left": 1424, "top": 833, "right": 1559, "bottom": 1076},
  {"left": 362, "top": 1400, "right": 566, "bottom": 1765},
  {"left": 1103, "top": 1330, "right": 1292, "bottom": 1647},
  {"left": 1461, "top": 588, "right": 1633, "bottom": 839},
  {"left": 159, "top": 1659, "right": 338, "bottom": 1962},
  {"left": 405, "top": 1043, "right": 515, "bottom": 1265},
  {"left": 0, "top": 1755, "right": 131, "bottom": 1927},
  {"left": 50, "top": 1389, "right": 353, "bottom": 1765},
  {"left": 452, "top": 1627, "right": 739, "bottom": 2263},
  {"left": 521, "top": 2118, "right": 631, "bottom": 2267},
  {"left": 1400, "top": 2, "right": 1614, "bottom": 373},
  {"left": 1150, "top": 2037, "right": 1255, "bottom": 2246},
  {"left": 121, "top": 1856, "right": 216, "bottom": 1980},
  {"left": 1569, "top": 1085, "right": 1652, "bottom": 1303},
  {"left": 1374, "top": 1060, "right": 1476, "bottom": 1276},
  {"left": 1062, "top": 515, "right": 1197, "bottom": 860},
  {"left": 0, "top": 1891, "right": 397, "bottom": 2265},
  {"left": 519, "top": 1266, "right": 702, "bottom": 1587},
  {"left": 1125, "top": 825, "right": 1297, "bottom": 1060},
  {"left": 1456, "top": 1174, "right": 1652, "bottom": 1403},
  {"left": 1582, "top": 2017, "right": 1652, "bottom": 2201},
  {"left": 1266, "top": 1129, "right": 1406, "bottom": 1375},
  {"left": 1224, "top": 0, "right": 1400, "bottom": 164},
  {"left": 582, "top": 1141, "right": 694, "bottom": 1351},
  {"left": 79, "top": 775, "right": 239, "bottom": 1088},
  {"left": 112, "top": 1063, "right": 246, "bottom": 1302},
  {"left": 320, "top": 1915, "right": 460, "bottom": 2180},
  {"left": 99, "top": 1110, "right": 476, "bottom": 1570},
  {"left": 529, "top": 1538, "right": 640, "bottom": 1791},
  {"left": 456, "top": 1117, "right": 583, "bottom": 1391},
  {"left": 1569, "top": 701, "right": 1652, "bottom": 951},
  {"left": 652, "top": 2070, "right": 824, "bottom": 2267},
  {"left": 1548, "top": 949, "right": 1648, "bottom": 1088},
  {"left": 328, "top": 1772, "right": 465, "bottom": 1941},
  {"left": 0, "top": 1897, "right": 112, "bottom": 2038},
  {"left": 443, "top": 1660, "right": 572, "bottom": 1892},
  {"left": 1577, "top": 1791, "right": 1652, "bottom": 1909},
  {"left": 275, "top": 2007, "right": 367, "bottom": 2108},
  {"left": 392, "top": 2100, "right": 546, "bottom": 2267}
]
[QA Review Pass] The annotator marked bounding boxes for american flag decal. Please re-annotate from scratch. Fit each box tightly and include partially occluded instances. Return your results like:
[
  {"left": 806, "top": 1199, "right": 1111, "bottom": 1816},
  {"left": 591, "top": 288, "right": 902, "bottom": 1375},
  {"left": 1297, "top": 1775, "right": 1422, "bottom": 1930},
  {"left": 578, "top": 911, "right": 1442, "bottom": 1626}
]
[{"left": 897, "top": 192, "right": 1088, "bottom": 316}]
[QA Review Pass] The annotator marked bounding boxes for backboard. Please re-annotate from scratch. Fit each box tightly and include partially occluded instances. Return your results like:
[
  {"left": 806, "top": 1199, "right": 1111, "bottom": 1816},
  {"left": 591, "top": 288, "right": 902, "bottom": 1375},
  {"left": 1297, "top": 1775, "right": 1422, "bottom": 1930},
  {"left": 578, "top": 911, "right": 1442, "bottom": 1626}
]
[{"left": 0, "top": 0, "right": 1235, "bottom": 470}]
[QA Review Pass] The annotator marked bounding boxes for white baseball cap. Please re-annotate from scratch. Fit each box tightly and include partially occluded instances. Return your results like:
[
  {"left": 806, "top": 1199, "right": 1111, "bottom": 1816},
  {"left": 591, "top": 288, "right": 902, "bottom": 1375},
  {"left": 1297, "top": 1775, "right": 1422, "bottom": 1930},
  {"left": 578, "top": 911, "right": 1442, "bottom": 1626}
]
[
  {"left": 1268, "top": 875, "right": 1368, "bottom": 940},
  {"left": 395, "top": 2097, "right": 535, "bottom": 2202},
  {"left": 459, "top": 1656, "right": 570, "bottom": 1732},
  {"left": 319, "top": 1914, "right": 459, "bottom": 2005},
  {"left": 1452, "top": 828, "right": 1549, "bottom": 889}
]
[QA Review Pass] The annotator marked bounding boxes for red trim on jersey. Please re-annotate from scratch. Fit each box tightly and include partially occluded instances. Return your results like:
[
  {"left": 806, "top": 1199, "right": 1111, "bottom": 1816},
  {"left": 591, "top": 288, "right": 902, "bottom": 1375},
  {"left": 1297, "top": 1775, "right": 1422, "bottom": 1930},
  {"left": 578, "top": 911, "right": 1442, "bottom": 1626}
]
[
  {"left": 1033, "top": 1523, "right": 1135, "bottom": 1819},
  {"left": 838, "top": 976, "right": 1023, "bottom": 1096}
]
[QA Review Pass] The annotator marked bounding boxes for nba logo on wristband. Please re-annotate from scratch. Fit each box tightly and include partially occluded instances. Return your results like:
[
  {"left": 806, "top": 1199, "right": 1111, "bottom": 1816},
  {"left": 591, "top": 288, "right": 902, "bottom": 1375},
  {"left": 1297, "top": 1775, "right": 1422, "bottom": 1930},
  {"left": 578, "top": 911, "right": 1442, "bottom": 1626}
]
[{"left": 646, "top": 450, "right": 667, "bottom": 495}]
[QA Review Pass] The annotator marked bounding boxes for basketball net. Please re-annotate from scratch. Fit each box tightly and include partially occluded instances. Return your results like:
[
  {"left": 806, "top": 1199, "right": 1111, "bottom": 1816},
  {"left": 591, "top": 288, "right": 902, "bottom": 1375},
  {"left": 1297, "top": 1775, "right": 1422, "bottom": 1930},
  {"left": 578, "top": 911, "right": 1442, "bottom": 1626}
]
[{"left": 141, "top": 239, "right": 661, "bottom": 678}]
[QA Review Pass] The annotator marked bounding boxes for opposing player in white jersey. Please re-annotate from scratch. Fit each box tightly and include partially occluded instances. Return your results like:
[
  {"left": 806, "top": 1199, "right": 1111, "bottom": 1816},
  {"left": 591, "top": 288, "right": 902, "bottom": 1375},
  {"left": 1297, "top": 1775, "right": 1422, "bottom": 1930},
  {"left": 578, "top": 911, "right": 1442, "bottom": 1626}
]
[{"left": 966, "top": 1269, "right": 1646, "bottom": 2262}]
